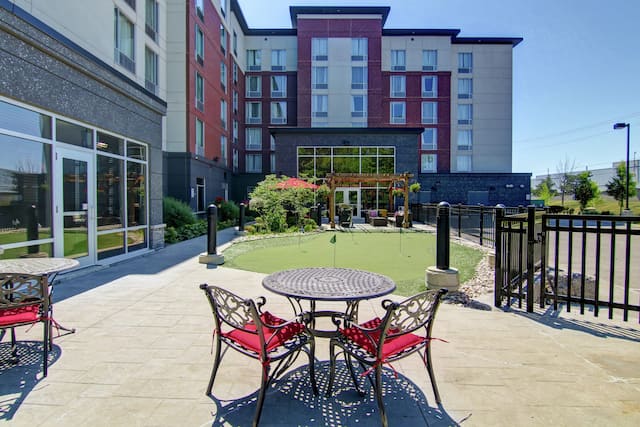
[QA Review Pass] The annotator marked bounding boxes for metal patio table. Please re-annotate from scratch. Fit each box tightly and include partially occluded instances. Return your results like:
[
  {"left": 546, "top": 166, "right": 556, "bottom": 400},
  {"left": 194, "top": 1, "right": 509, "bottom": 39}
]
[{"left": 262, "top": 267, "right": 396, "bottom": 338}]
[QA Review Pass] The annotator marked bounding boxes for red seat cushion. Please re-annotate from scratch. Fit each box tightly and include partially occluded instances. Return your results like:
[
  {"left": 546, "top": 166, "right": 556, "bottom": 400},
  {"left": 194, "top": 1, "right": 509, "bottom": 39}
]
[
  {"left": 222, "top": 311, "right": 305, "bottom": 353},
  {"left": 341, "top": 317, "right": 425, "bottom": 359},
  {"left": 0, "top": 304, "right": 41, "bottom": 327}
]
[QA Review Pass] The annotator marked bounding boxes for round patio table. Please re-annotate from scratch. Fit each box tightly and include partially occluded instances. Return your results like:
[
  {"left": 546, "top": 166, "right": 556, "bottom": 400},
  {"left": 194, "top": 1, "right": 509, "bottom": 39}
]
[{"left": 262, "top": 267, "right": 396, "bottom": 337}]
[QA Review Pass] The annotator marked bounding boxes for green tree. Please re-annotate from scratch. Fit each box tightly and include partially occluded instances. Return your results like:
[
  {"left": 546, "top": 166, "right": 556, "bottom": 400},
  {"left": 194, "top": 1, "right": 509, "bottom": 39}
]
[
  {"left": 556, "top": 157, "right": 577, "bottom": 207},
  {"left": 606, "top": 162, "right": 638, "bottom": 214},
  {"left": 573, "top": 171, "right": 599, "bottom": 212},
  {"left": 532, "top": 175, "right": 557, "bottom": 205}
]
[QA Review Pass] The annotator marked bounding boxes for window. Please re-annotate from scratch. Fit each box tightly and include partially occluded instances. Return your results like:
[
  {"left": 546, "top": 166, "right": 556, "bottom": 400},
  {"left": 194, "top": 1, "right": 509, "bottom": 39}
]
[
  {"left": 232, "top": 91, "right": 238, "bottom": 113},
  {"left": 114, "top": 8, "right": 135, "bottom": 73},
  {"left": 457, "top": 129, "right": 473, "bottom": 150},
  {"left": 271, "top": 75, "right": 287, "bottom": 97},
  {"left": 246, "top": 75, "right": 261, "bottom": 97},
  {"left": 220, "top": 0, "right": 226, "bottom": 16},
  {"left": 390, "top": 102, "right": 406, "bottom": 124},
  {"left": 246, "top": 128, "right": 261, "bottom": 150},
  {"left": 196, "top": 177, "right": 205, "bottom": 212},
  {"left": 195, "top": 0, "right": 203, "bottom": 20},
  {"left": 195, "top": 25, "right": 204, "bottom": 65},
  {"left": 421, "top": 128, "right": 437, "bottom": 150},
  {"left": 246, "top": 102, "right": 261, "bottom": 124},
  {"left": 270, "top": 153, "right": 276, "bottom": 172},
  {"left": 195, "top": 118, "right": 204, "bottom": 156},
  {"left": 232, "top": 63, "right": 238, "bottom": 83},
  {"left": 422, "top": 102, "right": 437, "bottom": 124},
  {"left": 247, "top": 49, "right": 261, "bottom": 70},
  {"left": 421, "top": 154, "right": 437, "bottom": 173},
  {"left": 233, "top": 149, "right": 238, "bottom": 171},
  {"left": 246, "top": 154, "right": 262, "bottom": 173},
  {"left": 458, "top": 78, "right": 473, "bottom": 99},
  {"left": 195, "top": 72, "right": 204, "bottom": 111},
  {"left": 271, "top": 49, "right": 286, "bottom": 71},
  {"left": 312, "top": 66, "right": 328, "bottom": 89},
  {"left": 457, "top": 155, "right": 472, "bottom": 171},
  {"left": 220, "top": 25, "right": 226, "bottom": 54},
  {"left": 422, "top": 76, "right": 437, "bottom": 98},
  {"left": 312, "top": 95, "right": 328, "bottom": 117},
  {"left": 390, "top": 75, "right": 406, "bottom": 97},
  {"left": 312, "top": 38, "right": 328, "bottom": 61},
  {"left": 220, "top": 62, "right": 227, "bottom": 91},
  {"left": 125, "top": 0, "right": 136, "bottom": 10},
  {"left": 233, "top": 31, "right": 237, "bottom": 56},
  {"left": 458, "top": 52, "right": 472, "bottom": 73},
  {"left": 270, "top": 134, "right": 275, "bottom": 150},
  {"left": 220, "top": 99, "right": 227, "bottom": 130},
  {"left": 422, "top": 49, "right": 437, "bottom": 71},
  {"left": 391, "top": 50, "right": 405, "bottom": 71},
  {"left": 233, "top": 120, "right": 238, "bottom": 143},
  {"left": 220, "top": 135, "right": 228, "bottom": 163},
  {"left": 271, "top": 101, "right": 287, "bottom": 124},
  {"left": 458, "top": 104, "right": 473, "bottom": 125},
  {"left": 145, "top": 0, "right": 159, "bottom": 41},
  {"left": 351, "top": 95, "right": 367, "bottom": 117},
  {"left": 145, "top": 47, "right": 158, "bottom": 94},
  {"left": 351, "top": 66, "right": 367, "bottom": 89},
  {"left": 351, "top": 38, "right": 367, "bottom": 61}
]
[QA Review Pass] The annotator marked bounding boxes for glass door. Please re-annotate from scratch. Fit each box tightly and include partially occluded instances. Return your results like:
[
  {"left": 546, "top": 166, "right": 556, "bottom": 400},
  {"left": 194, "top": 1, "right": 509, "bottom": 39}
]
[
  {"left": 335, "top": 187, "right": 361, "bottom": 218},
  {"left": 55, "top": 148, "right": 95, "bottom": 266}
]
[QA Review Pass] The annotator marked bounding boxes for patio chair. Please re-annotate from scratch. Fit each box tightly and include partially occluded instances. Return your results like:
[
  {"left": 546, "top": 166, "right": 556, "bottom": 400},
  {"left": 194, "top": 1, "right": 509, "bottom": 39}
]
[
  {"left": 0, "top": 273, "right": 51, "bottom": 377},
  {"left": 326, "top": 288, "right": 448, "bottom": 427},
  {"left": 199, "top": 284, "right": 318, "bottom": 427}
]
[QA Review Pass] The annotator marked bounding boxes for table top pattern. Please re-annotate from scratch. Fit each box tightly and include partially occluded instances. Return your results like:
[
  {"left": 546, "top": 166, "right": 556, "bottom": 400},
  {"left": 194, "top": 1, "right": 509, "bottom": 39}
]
[
  {"left": 0, "top": 258, "right": 79, "bottom": 276},
  {"left": 263, "top": 267, "right": 396, "bottom": 301}
]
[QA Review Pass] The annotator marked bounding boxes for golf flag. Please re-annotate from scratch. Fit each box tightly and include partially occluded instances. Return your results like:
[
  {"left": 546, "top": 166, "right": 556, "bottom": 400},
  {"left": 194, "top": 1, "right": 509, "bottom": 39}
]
[{"left": 330, "top": 234, "right": 336, "bottom": 244}]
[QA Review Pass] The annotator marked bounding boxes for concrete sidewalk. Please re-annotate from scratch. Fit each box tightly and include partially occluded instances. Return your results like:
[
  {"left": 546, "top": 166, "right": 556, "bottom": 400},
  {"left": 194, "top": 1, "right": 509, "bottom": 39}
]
[{"left": 1, "top": 229, "right": 639, "bottom": 426}]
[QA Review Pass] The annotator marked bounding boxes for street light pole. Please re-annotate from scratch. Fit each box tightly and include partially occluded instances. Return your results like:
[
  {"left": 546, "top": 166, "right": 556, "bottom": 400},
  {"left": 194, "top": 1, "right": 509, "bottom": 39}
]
[{"left": 614, "top": 123, "right": 631, "bottom": 211}]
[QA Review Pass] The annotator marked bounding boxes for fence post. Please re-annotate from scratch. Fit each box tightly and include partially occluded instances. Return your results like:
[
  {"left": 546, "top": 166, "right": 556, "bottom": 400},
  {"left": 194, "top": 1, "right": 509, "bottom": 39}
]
[
  {"left": 479, "top": 204, "right": 484, "bottom": 246},
  {"left": 238, "top": 203, "right": 246, "bottom": 232},
  {"left": 526, "top": 205, "right": 536, "bottom": 312},
  {"left": 436, "top": 202, "right": 451, "bottom": 270},
  {"left": 457, "top": 203, "right": 462, "bottom": 238},
  {"left": 494, "top": 204, "right": 505, "bottom": 307}
]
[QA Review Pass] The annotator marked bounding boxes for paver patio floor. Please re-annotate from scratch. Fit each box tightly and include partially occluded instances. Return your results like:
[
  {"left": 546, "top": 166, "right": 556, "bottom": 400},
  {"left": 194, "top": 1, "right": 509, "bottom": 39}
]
[{"left": 1, "top": 230, "right": 639, "bottom": 426}]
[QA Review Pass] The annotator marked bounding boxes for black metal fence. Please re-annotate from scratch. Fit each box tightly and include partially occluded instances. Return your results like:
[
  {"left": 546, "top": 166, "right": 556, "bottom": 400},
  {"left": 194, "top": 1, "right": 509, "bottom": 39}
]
[{"left": 495, "top": 208, "right": 640, "bottom": 322}]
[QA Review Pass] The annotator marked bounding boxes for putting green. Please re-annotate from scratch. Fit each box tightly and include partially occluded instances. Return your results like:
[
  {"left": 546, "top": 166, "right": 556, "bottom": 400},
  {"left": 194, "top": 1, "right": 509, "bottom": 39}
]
[{"left": 223, "top": 232, "right": 483, "bottom": 296}]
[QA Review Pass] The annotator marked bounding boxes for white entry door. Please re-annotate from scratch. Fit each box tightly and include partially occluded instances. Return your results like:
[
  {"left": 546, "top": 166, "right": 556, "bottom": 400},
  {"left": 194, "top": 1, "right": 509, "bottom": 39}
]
[
  {"left": 54, "top": 148, "right": 95, "bottom": 267},
  {"left": 335, "top": 187, "right": 361, "bottom": 218}
]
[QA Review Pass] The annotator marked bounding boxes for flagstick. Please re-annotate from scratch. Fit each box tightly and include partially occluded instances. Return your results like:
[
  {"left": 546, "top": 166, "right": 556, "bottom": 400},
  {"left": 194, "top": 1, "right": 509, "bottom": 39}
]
[{"left": 333, "top": 241, "right": 336, "bottom": 267}]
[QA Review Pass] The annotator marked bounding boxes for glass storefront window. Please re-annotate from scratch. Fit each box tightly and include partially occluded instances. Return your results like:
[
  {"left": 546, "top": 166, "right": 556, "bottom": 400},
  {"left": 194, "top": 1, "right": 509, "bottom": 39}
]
[
  {"left": 1, "top": 243, "right": 53, "bottom": 260},
  {"left": 128, "top": 228, "right": 147, "bottom": 252},
  {"left": 361, "top": 156, "right": 376, "bottom": 173},
  {"left": 127, "top": 141, "right": 147, "bottom": 160},
  {"left": 0, "top": 134, "right": 53, "bottom": 249},
  {"left": 97, "top": 155, "right": 124, "bottom": 230},
  {"left": 298, "top": 147, "right": 313, "bottom": 155},
  {"left": 298, "top": 157, "right": 314, "bottom": 177},
  {"left": 56, "top": 119, "right": 93, "bottom": 148},
  {"left": 98, "top": 232, "right": 125, "bottom": 260},
  {"left": 97, "top": 132, "right": 124, "bottom": 155},
  {"left": 0, "top": 100, "right": 52, "bottom": 139},
  {"left": 316, "top": 157, "right": 331, "bottom": 178},
  {"left": 378, "top": 157, "right": 394, "bottom": 174},
  {"left": 127, "top": 162, "right": 146, "bottom": 226}
]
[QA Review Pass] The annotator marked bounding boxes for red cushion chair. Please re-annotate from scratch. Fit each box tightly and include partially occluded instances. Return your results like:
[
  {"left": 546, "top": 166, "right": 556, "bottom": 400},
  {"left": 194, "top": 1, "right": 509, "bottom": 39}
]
[
  {"left": 200, "top": 284, "right": 317, "bottom": 426},
  {"left": 326, "top": 288, "right": 448, "bottom": 427},
  {"left": 0, "top": 273, "right": 51, "bottom": 377}
]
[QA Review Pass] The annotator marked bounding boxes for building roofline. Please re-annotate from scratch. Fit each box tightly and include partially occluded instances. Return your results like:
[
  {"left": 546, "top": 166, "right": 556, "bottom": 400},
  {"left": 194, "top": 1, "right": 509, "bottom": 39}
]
[
  {"left": 453, "top": 37, "right": 523, "bottom": 47},
  {"left": 290, "top": 6, "right": 391, "bottom": 28},
  {"left": 382, "top": 29, "right": 460, "bottom": 37},
  {"left": 269, "top": 127, "right": 424, "bottom": 135}
]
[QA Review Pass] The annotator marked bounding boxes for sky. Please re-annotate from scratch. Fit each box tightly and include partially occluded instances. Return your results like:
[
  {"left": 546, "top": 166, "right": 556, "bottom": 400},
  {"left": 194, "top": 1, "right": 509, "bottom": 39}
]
[{"left": 237, "top": 0, "right": 640, "bottom": 178}]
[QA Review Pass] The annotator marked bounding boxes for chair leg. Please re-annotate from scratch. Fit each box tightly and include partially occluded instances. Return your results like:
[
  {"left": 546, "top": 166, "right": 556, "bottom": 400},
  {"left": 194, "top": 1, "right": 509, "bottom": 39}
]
[
  {"left": 206, "top": 336, "right": 223, "bottom": 395},
  {"left": 253, "top": 362, "right": 270, "bottom": 427},
  {"left": 424, "top": 346, "right": 441, "bottom": 404},
  {"left": 43, "top": 319, "right": 49, "bottom": 377},
  {"left": 346, "top": 354, "right": 366, "bottom": 396},
  {"left": 374, "top": 366, "right": 388, "bottom": 427},
  {"left": 10, "top": 327, "right": 18, "bottom": 360}
]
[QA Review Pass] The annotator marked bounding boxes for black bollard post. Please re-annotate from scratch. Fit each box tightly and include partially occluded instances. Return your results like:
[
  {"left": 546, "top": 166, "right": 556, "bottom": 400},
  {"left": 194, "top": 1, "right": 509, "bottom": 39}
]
[
  {"left": 238, "top": 203, "right": 245, "bottom": 232},
  {"left": 436, "top": 201, "right": 450, "bottom": 270},
  {"left": 207, "top": 204, "right": 218, "bottom": 255}
]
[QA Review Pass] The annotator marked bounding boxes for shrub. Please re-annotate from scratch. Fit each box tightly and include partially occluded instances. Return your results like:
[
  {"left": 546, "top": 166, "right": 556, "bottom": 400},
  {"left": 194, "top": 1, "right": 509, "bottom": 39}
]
[
  {"left": 218, "top": 200, "right": 240, "bottom": 222},
  {"left": 165, "top": 226, "right": 178, "bottom": 244},
  {"left": 163, "top": 197, "right": 195, "bottom": 228}
]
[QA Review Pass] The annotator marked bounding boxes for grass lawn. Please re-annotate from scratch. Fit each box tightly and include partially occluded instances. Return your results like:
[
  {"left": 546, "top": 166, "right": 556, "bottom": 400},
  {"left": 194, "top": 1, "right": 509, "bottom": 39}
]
[{"left": 223, "top": 232, "right": 484, "bottom": 296}]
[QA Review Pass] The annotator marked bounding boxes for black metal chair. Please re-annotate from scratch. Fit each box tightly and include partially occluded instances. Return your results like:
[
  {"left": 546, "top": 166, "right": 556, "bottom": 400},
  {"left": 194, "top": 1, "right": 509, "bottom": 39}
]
[
  {"left": 326, "top": 288, "right": 448, "bottom": 427},
  {"left": 199, "top": 284, "right": 318, "bottom": 427},
  {"left": 0, "top": 273, "right": 51, "bottom": 377}
]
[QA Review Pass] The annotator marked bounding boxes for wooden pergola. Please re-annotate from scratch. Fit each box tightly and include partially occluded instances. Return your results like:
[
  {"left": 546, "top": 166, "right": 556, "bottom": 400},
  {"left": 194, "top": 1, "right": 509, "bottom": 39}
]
[{"left": 326, "top": 173, "right": 414, "bottom": 229}]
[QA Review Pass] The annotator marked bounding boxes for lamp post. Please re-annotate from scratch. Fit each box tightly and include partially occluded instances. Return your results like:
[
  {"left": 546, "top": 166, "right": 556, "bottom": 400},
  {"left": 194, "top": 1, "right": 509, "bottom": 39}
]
[{"left": 613, "top": 122, "right": 631, "bottom": 211}]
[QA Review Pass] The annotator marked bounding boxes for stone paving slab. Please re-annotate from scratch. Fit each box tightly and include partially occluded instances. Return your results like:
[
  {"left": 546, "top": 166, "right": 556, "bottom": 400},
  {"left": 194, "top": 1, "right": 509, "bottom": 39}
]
[{"left": 1, "top": 230, "right": 639, "bottom": 426}]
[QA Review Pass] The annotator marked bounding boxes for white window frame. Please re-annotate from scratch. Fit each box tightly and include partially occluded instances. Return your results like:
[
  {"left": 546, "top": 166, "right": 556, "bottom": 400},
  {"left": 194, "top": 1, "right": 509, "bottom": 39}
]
[
  {"left": 246, "top": 75, "right": 261, "bottom": 97},
  {"left": 421, "top": 153, "right": 437, "bottom": 173},
  {"left": 351, "top": 66, "right": 368, "bottom": 89},
  {"left": 246, "top": 102, "right": 261, "bottom": 124},
  {"left": 390, "top": 75, "right": 406, "bottom": 98},
  {"left": 220, "top": 62, "right": 227, "bottom": 91},
  {"left": 390, "top": 102, "right": 406, "bottom": 124},
  {"left": 220, "top": 135, "right": 228, "bottom": 163},
  {"left": 458, "top": 78, "right": 473, "bottom": 99},
  {"left": 246, "top": 153, "right": 262, "bottom": 173},
  {"left": 195, "top": 0, "right": 204, "bottom": 19},
  {"left": 144, "top": 47, "right": 158, "bottom": 95},
  {"left": 220, "top": 99, "right": 227, "bottom": 130},
  {"left": 422, "top": 101, "right": 437, "bottom": 124},
  {"left": 312, "top": 95, "right": 328, "bottom": 117},
  {"left": 457, "top": 155, "right": 472, "bottom": 172},
  {"left": 247, "top": 49, "right": 261, "bottom": 70},
  {"left": 312, "top": 38, "right": 328, "bottom": 61},
  {"left": 246, "top": 128, "right": 262, "bottom": 150},
  {"left": 145, "top": 0, "right": 159, "bottom": 42},
  {"left": 232, "top": 119, "right": 238, "bottom": 143},
  {"left": 270, "top": 153, "right": 276, "bottom": 173},
  {"left": 458, "top": 52, "right": 473, "bottom": 73},
  {"left": 421, "top": 128, "right": 437, "bottom": 150},
  {"left": 351, "top": 38, "right": 367, "bottom": 61},
  {"left": 351, "top": 95, "right": 367, "bottom": 117},
  {"left": 220, "top": 25, "right": 226, "bottom": 54},
  {"left": 458, "top": 104, "right": 473, "bottom": 125},
  {"left": 271, "top": 75, "right": 287, "bottom": 98},
  {"left": 422, "top": 49, "right": 437, "bottom": 71},
  {"left": 390, "top": 49, "right": 406, "bottom": 71},
  {"left": 232, "top": 63, "right": 238, "bottom": 83},
  {"left": 195, "top": 24, "right": 204, "bottom": 65},
  {"left": 232, "top": 91, "right": 238, "bottom": 113},
  {"left": 270, "top": 101, "right": 287, "bottom": 124},
  {"left": 195, "top": 72, "right": 204, "bottom": 111},
  {"left": 312, "top": 66, "right": 328, "bottom": 89},
  {"left": 195, "top": 118, "right": 204, "bottom": 156},
  {"left": 422, "top": 75, "right": 438, "bottom": 98},
  {"left": 271, "top": 49, "right": 286, "bottom": 71},
  {"left": 457, "top": 129, "right": 473, "bottom": 150},
  {"left": 115, "top": 8, "right": 135, "bottom": 73}
]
